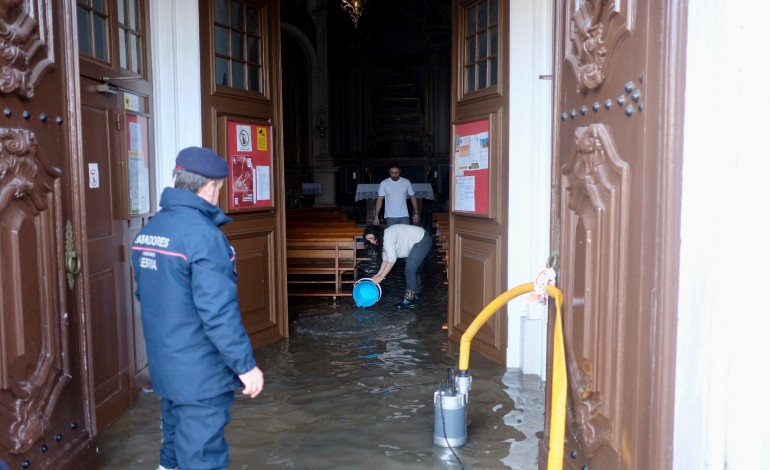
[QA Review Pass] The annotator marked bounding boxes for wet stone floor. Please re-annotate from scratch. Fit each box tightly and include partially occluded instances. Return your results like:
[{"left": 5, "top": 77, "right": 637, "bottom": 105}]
[{"left": 97, "top": 255, "right": 545, "bottom": 469}]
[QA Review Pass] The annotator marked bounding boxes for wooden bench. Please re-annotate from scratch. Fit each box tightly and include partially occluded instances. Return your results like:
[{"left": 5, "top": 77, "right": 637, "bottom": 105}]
[
  {"left": 286, "top": 237, "right": 358, "bottom": 297},
  {"left": 433, "top": 212, "right": 450, "bottom": 282},
  {"left": 285, "top": 210, "right": 363, "bottom": 298}
]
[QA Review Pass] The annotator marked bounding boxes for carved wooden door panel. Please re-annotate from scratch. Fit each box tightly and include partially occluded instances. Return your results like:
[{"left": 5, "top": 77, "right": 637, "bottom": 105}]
[
  {"left": 543, "top": 0, "right": 681, "bottom": 468},
  {"left": 0, "top": 1, "right": 97, "bottom": 468}
]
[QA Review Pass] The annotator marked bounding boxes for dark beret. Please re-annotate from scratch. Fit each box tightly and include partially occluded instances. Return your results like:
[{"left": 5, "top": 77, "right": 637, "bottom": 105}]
[{"left": 175, "top": 146, "right": 229, "bottom": 179}]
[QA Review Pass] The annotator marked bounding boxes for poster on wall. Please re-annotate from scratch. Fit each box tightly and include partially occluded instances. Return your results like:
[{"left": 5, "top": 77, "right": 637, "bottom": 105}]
[
  {"left": 453, "top": 118, "right": 489, "bottom": 215},
  {"left": 225, "top": 119, "right": 273, "bottom": 211},
  {"left": 126, "top": 113, "right": 151, "bottom": 216}
]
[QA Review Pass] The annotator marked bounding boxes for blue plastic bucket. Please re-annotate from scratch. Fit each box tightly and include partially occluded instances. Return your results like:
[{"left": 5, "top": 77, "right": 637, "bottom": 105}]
[{"left": 353, "top": 278, "right": 382, "bottom": 307}]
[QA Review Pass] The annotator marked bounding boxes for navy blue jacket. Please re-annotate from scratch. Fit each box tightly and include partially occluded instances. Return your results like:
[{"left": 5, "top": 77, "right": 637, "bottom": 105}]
[{"left": 131, "top": 187, "right": 257, "bottom": 401}]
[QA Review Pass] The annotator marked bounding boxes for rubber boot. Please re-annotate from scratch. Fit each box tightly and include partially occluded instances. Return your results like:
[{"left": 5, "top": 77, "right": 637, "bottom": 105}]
[{"left": 394, "top": 289, "right": 417, "bottom": 309}]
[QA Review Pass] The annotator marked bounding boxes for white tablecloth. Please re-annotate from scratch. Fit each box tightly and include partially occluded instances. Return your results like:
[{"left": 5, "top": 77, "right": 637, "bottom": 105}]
[
  {"left": 354, "top": 184, "right": 380, "bottom": 201},
  {"left": 412, "top": 183, "right": 434, "bottom": 200},
  {"left": 355, "top": 183, "right": 434, "bottom": 201},
  {"left": 302, "top": 182, "right": 323, "bottom": 195}
]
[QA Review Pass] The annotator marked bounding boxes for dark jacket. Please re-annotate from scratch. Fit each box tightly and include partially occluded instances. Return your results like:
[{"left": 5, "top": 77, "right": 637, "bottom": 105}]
[{"left": 131, "top": 187, "right": 257, "bottom": 401}]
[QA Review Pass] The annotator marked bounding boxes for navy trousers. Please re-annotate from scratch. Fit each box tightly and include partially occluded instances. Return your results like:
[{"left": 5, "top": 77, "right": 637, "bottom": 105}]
[{"left": 159, "top": 391, "right": 234, "bottom": 470}]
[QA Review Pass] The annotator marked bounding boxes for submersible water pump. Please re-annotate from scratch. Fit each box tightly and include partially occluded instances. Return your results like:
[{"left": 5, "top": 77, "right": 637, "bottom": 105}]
[{"left": 433, "top": 368, "right": 472, "bottom": 447}]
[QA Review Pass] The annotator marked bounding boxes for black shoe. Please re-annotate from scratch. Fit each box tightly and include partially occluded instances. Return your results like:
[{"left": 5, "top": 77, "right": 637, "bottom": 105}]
[{"left": 394, "top": 298, "right": 417, "bottom": 309}]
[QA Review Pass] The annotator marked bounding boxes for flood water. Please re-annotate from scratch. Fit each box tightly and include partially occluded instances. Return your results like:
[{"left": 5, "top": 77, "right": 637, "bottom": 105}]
[{"left": 97, "top": 256, "right": 545, "bottom": 469}]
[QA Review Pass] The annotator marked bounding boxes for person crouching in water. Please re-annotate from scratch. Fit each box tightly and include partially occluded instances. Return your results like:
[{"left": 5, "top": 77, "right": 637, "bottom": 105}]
[{"left": 363, "top": 224, "right": 433, "bottom": 309}]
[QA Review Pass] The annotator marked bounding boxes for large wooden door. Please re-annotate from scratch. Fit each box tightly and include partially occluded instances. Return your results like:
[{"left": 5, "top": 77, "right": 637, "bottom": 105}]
[
  {"left": 543, "top": 0, "right": 683, "bottom": 467},
  {"left": 79, "top": 77, "right": 134, "bottom": 430},
  {"left": 199, "top": 0, "right": 287, "bottom": 347},
  {"left": 0, "top": 1, "right": 97, "bottom": 468},
  {"left": 75, "top": 0, "right": 154, "bottom": 429},
  {"left": 447, "top": 0, "right": 510, "bottom": 364}
]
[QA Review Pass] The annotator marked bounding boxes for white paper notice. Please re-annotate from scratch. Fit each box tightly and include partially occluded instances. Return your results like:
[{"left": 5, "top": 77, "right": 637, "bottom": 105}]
[
  {"left": 88, "top": 163, "right": 99, "bottom": 189},
  {"left": 236, "top": 125, "right": 253, "bottom": 152},
  {"left": 129, "top": 122, "right": 142, "bottom": 152},
  {"left": 478, "top": 131, "right": 489, "bottom": 169},
  {"left": 256, "top": 166, "right": 270, "bottom": 201},
  {"left": 129, "top": 156, "right": 151, "bottom": 214},
  {"left": 455, "top": 135, "right": 471, "bottom": 175},
  {"left": 454, "top": 175, "right": 475, "bottom": 212}
]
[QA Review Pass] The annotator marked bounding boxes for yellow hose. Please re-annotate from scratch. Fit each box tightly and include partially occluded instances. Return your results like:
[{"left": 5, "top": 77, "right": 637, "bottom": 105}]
[{"left": 458, "top": 283, "right": 566, "bottom": 470}]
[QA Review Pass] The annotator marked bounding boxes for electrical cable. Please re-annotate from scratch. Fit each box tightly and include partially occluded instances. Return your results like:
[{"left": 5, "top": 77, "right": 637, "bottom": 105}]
[{"left": 439, "top": 368, "right": 464, "bottom": 469}]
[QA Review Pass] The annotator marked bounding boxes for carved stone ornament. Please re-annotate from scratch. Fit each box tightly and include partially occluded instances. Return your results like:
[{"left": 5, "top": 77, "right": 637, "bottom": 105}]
[
  {"left": 0, "top": 0, "right": 55, "bottom": 98},
  {"left": 565, "top": 0, "right": 634, "bottom": 92}
]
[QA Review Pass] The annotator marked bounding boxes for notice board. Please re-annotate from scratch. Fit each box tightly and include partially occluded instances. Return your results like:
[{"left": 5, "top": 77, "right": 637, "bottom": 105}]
[
  {"left": 126, "top": 112, "right": 151, "bottom": 217},
  {"left": 220, "top": 118, "right": 274, "bottom": 212},
  {"left": 453, "top": 118, "right": 489, "bottom": 215}
]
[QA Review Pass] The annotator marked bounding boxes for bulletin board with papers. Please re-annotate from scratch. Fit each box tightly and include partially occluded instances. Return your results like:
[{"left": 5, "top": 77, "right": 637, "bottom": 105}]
[
  {"left": 452, "top": 118, "right": 489, "bottom": 215},
  {"left": 219, "top": 117, "right": 274, "bottom": 212}
]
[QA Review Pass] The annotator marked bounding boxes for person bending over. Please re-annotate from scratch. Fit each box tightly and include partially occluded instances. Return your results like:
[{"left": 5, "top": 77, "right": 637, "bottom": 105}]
[{"left": 363, "top": 223, "right": 433, "bottom": 309}]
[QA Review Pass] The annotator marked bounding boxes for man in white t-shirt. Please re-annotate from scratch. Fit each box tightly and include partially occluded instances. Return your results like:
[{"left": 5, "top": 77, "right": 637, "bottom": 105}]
[{"left": 374, "top": 162, "right": 420, "bottom": 226}]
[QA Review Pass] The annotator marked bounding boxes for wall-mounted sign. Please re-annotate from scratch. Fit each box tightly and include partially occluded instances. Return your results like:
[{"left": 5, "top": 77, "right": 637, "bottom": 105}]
[
  {"left": 127, "top": 113, "right": 151, "bottom": 215},
  {"left": 88, "top": 163, "right": 99, "bottom": 188},
  {"left": 453, "top": 118, "right": 489, "bottom": 215},
  {"left": 223, "top": 119, "right": 273, "bottom": 211},
  {"left": 124, "top": 92, "right": 140, "bottom": 112}
]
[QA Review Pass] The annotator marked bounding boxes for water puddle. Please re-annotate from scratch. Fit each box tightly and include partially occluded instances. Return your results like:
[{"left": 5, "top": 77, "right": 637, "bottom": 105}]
[{"left": 97, "top": 257, "right": 543, "bottom": 469}]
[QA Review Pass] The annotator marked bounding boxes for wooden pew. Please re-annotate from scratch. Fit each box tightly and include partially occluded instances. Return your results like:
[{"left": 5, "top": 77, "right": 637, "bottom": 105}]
[
  {"left": 285, "top": 237, "right": 358, "bottom": 297},
  {"left": 432, "top": 212, "right": 450, "bottom": 282},
  {"left": 285, "top": 213, "right": 363, "bottom": 298}
]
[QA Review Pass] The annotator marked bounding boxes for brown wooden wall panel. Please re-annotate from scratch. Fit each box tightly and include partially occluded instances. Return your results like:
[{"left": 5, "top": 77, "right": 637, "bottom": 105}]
[
  {"left": 226, "top": 218, "right": 281, "bottom": 348},
  {"left": 451, "top": 228, "right": 505, "bottom": 363}
]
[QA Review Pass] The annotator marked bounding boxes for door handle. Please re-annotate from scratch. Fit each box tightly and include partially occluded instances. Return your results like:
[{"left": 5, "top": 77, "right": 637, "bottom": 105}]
[
  {"left": 66, "top": 251, "right": 81, "bottom": 276},
  {"left": 65, "top": 220, "right": 81, "bottom": 289}
]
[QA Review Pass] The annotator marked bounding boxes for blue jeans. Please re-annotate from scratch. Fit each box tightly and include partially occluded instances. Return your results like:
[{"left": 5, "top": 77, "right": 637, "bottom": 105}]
[
  {"left": 160, "top": 391, "right": 234, "bottom": 470},
  {"left": 405, "top": 230, "right": 433, "bottom": 291}
]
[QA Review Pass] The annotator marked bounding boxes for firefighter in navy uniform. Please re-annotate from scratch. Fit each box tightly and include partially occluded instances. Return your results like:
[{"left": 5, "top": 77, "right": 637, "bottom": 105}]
[{"left": 131, "top": 146, "right": 263, "bottom": 470}]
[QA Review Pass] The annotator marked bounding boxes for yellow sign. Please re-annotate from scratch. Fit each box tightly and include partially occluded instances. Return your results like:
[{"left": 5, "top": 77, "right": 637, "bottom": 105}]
[{"left": 257, "top": 126, "right": 268, "bottom": 151}]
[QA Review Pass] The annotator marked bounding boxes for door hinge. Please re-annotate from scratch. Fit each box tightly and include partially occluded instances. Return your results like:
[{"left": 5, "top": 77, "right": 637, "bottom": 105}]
[{"left": 115, "top": 112, "right": 123, "bottom": 131}]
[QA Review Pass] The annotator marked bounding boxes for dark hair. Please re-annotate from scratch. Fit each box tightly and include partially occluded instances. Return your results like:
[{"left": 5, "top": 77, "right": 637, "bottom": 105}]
[
  {"left": 388, "top": 162, "right": 401, "bottom": 171},
  {"left": 363, "top": 224, "right": 385, "bottom": 255},
  {"left": 173, "top": 167, "right": 214, "bottom": 193}
]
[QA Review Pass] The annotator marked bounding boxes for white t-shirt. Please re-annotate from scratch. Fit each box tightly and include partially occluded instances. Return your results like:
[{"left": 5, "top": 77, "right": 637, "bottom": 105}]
[
  {"left": 382, "top": 224, "right": 426, "bottom": 262},
  {"left": 377, "top": 177, "right": 415, "bottom": 218}
]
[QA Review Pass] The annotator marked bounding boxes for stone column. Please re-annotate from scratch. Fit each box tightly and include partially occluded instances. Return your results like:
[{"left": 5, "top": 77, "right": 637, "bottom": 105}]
[{"left": 310, "top": 3, "right": 338, "bottom": 207}]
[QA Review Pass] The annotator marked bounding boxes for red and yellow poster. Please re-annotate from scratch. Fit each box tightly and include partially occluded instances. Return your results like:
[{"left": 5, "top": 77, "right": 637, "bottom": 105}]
[{"left": 227, "top": 120, "right": 273, "bottom": 210}]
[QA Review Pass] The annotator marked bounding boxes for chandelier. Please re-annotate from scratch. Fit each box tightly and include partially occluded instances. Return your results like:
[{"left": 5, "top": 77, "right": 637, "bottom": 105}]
[{"left": 341, "top": 0, "right": 366, "bottom": 28}]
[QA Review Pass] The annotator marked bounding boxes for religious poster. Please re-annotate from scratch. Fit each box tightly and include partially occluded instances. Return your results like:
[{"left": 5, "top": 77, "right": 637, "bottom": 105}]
[{"left": 225, "top": 120, "right": 273, "bottom": 211}]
